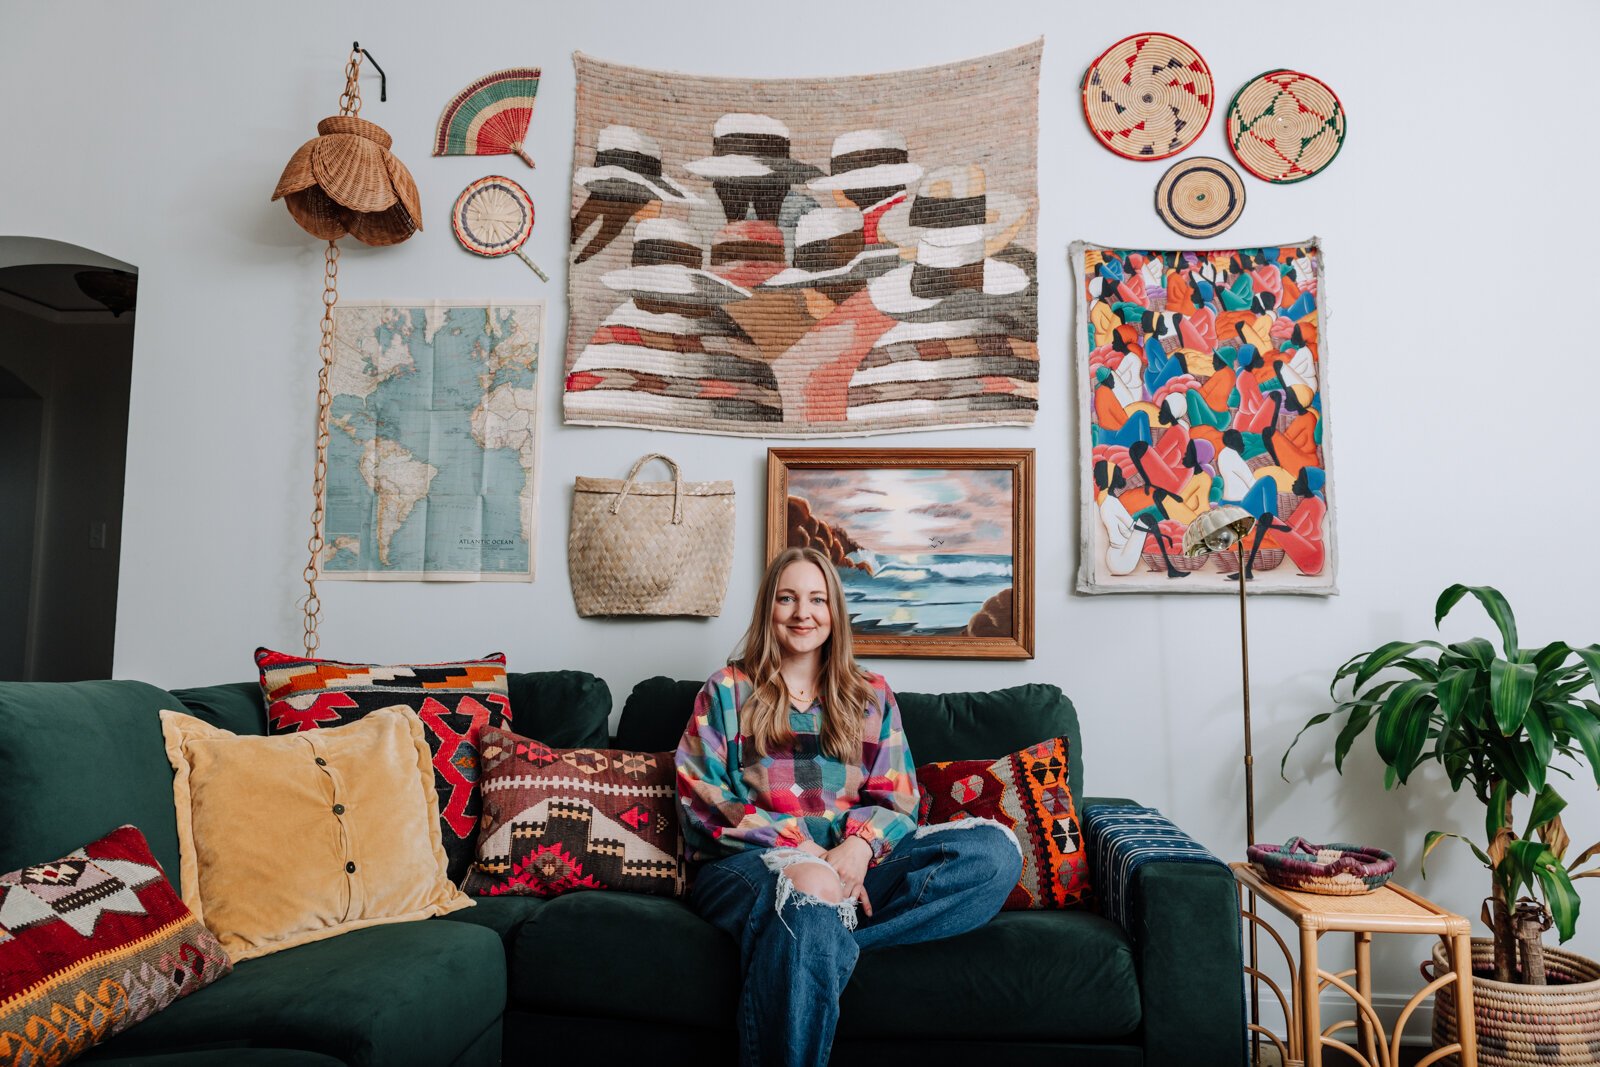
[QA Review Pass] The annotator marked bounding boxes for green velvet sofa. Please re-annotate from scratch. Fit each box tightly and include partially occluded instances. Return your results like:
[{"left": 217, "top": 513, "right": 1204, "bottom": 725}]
[{"left": 0, "top": 672, "right": 1245, "bottom": 1066}]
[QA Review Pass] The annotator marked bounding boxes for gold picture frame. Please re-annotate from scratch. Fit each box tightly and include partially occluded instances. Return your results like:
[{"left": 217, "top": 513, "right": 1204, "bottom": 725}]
[{"left": 766, "top": 448, "right": 1034, "bottom": 660}]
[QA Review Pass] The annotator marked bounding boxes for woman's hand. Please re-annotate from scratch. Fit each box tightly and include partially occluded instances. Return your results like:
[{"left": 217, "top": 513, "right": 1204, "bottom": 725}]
[{"left": 824, "top": 836, "right": 874, "bottom": 916}]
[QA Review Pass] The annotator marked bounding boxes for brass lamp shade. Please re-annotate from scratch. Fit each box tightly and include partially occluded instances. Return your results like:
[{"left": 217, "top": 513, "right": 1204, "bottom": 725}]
[
  {"left": 272, "top": 115, "right": 422, "bottom": 246},
  {"left": 1182, "top": 504, "right": 1254, "bottom": 556}
]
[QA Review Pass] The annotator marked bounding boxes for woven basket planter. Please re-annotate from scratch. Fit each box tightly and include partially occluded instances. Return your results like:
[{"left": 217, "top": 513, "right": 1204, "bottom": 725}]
[{"left": 1429, "top": 938, "right": 1600, "bottom": 1066}]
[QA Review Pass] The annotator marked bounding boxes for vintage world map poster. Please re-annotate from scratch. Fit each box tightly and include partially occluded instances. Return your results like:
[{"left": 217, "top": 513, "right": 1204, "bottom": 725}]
[{"left": 321, "top": 301, "right": 543, "bottom": 581}]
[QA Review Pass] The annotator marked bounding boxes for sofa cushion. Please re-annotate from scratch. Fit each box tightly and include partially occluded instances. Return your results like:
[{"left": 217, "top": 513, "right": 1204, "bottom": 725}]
[
  {"left": 161, "top": 708, "right": 471, "bottom": 962},
  {"left": 463, "top": 727, "right": 684, "bottom": 899},
  {"left": 82, "top": 1051, "right": 350, "bottom": 1065},
  {"left": 616, "top": 678, "right": 1083, "bottom": 800},
  {"left": 88, "top": 919, "right": 504, "bottom": 1067},
  {"left": 614, "top": 677, "right": 701, "bottom": 752},
  {"left": 170, "top": 681, "right": 268, "bottom": 735},
  {"left": 0, "top": 681, "right": 187, "bottom": 888},
  {"left": 840, "top": 909, "right": 1139, "bottom": 1041},
  {"left": 504, "top": 671, "right": 614, "bottom": 749},
  {"left": 509, "top": 892, "right": 737, "bottom": 1028},
  {"left": 507, "top": 891, "right": 1138, "bottom": 1041},
  {"left": 434, "top": 893, "right": 545, "bottom": 950},
  {"left": 0, "top": 825, "right": 233, "bottom": 1066}
]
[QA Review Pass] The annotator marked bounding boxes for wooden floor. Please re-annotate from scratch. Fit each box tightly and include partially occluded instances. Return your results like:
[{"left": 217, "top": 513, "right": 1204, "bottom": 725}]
[{"left": 1253, "top": 1043, "right": 1430, "bottom": 1066}]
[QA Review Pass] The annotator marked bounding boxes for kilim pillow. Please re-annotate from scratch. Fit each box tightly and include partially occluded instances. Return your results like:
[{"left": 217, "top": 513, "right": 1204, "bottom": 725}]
[
  {"left": 254, "top": 647, "right": 512, "bottom": 882},
  {"left": 0, "top": 825, "right": 232, "bottom": 1066},
  {"left": 462, "top": 726, "right": 684, "bottom": 899},
  {"left": 161, "top": 706, "right": 472, "bottom": 963},
  {"left": 915, "top": 736, "right": 1091, "bottom": 910}
]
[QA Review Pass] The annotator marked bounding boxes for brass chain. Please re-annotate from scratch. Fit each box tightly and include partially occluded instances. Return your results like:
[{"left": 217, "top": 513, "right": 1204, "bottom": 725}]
[{"left": 300, "top": 47, "right": 365, "bottom": 656}]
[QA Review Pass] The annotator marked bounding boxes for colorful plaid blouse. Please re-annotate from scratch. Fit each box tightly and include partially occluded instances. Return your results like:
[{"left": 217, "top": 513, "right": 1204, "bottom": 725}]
[{"left": 676, "top": 666, "right": 919, "bottom": 865}]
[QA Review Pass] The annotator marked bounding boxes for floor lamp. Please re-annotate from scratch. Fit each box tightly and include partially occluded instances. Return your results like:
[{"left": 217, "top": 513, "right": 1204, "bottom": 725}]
[{"left": 1182, "top": 504, "right": 1262, "bottom": 1063}]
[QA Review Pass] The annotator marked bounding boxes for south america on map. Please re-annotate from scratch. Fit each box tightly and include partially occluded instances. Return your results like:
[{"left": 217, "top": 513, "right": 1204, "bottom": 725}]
[{"left": 321, "top": 301, "right": 543, "bottom": 581}]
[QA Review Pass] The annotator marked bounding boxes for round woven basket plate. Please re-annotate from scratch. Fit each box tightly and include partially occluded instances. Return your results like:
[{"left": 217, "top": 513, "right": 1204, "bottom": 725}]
[
  {"left": 1154, "top": 157, "right": 1245, "bottom": 238},
  {"left": 1082, "top": 32, "right": 1213, "bottom": 160},
  {"left": 452, "top": 175, "right": 534, "bottom": 257},
  {"left": 1226, "top": 70, "right": 1346, "bottom": 183}
]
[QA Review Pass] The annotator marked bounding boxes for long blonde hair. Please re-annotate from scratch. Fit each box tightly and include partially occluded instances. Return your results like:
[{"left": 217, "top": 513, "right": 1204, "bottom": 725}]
[{"left": 734, "top": 547, "right": 875, "bottom": 763}]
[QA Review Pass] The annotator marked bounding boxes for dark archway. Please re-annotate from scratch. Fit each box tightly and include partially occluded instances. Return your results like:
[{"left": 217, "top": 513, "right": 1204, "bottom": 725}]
[{"left": 0, "top": 237, "right": 137, "bottom": 681}]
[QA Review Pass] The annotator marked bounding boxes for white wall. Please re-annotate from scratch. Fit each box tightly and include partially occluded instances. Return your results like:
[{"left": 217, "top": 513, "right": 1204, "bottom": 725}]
[{"left": 4, "top": 0, "right": 1596, "bottom": 1022}]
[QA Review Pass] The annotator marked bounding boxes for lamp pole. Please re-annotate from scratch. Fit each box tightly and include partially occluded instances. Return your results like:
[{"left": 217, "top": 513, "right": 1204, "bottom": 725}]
[{"left": 1238, "top": 537, "right": 1261, "bottom": 1066}]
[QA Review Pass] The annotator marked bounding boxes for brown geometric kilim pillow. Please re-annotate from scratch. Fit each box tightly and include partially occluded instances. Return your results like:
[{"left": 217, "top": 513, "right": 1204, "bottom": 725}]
[
  {"left": 0, "top": 825, "right": 232, "bottom": 1066},
  {"left": 462, "top": 726, "right": 684, "bottom": 899},
  {"left": 254, "top": 647, "right": 512, "bottom": 882}
]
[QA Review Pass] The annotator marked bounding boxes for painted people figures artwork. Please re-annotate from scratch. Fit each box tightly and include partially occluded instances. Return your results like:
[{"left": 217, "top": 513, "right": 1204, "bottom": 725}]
[
  {"left": 1073, "top": 241, "right": 1335, "bottom": 594},
  {"left": 565, "top": 43, "right": 1042, "bottom": 437},
  {"left": 767, "top": 449, "right": 1034, "bottom": 658}
]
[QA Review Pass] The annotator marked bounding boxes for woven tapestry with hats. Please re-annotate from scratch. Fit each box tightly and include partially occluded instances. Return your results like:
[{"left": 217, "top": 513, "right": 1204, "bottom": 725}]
[
  {"left": 1072, "top": 241, "right": 1336, "bottom": 595},
  {"left": 565, "top": 42, "right": 1042, "bottom": 437}
]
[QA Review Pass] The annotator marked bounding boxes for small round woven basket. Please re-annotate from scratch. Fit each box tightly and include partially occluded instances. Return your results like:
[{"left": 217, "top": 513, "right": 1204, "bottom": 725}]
[
  {"left": 1248, "top": 838, "right": 1395, "bottom": 895},
  {"left": 1153, "top": 156, "right": 1245, "bottom": 238},
  {"left": 1082, "top": 32, "right": 1213, "bottom": 160},
  {"left": 1226, "top": 69, "right": 1347, "bottom": 183}
]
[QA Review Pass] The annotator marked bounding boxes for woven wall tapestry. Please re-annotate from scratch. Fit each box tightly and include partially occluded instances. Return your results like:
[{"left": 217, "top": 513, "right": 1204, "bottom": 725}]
[
  {"left": 1072, "top": 241, "right": 1336, "bottom": 595},
  {"left": 564, "top": 42, "right": 1042, "bottom": 437}
]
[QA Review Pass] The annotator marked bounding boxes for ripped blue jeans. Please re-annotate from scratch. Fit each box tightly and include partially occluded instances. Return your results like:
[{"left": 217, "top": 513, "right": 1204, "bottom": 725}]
[{"left": 689, "top": 822, "right": 1022, "bottom": 1067}]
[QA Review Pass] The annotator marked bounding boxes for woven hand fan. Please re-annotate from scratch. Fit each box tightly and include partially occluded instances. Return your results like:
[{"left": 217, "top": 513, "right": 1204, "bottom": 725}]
[
  {"left": 434, "top": 67, "right": 541, "bottom": 167},
  {"left": 452, "top": 175, "right": 548, "bottom": 281}
]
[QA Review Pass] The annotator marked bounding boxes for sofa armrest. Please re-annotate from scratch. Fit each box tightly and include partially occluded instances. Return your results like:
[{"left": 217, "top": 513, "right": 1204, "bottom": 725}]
[{"left": 1082, "top": 800, "right": 1245, "bottom": 1065}]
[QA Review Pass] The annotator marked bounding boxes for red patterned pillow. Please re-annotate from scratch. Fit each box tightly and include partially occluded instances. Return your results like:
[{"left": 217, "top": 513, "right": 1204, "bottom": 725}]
[
  {"left": 255, "top": 647, "right": 512, "bottom": 881},
  {"left": 0, "top": 825, "right": 232, "bottom": 1065},
  {"left": 462, "top": 726, "right": 684, "bottom": 899},
  {"left": 915, "top": 736, "right": 1091, "bottom": 910}
]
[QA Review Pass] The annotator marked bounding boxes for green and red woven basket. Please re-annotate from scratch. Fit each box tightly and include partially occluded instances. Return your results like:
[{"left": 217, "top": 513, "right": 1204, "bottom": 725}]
[{"left": 1248, "top": 838, "right": 1395, "bottom": 895}]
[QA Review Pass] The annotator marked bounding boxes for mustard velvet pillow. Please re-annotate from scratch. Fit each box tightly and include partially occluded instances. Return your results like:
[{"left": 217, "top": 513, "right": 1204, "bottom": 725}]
[{"left": 161, "top": 705, "right": 471, "bottom": 962}]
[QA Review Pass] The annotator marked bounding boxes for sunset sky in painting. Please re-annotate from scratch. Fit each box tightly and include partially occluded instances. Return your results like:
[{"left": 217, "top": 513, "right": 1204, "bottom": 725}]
[{"left": 788, "top": 468, "right": 1014, "bottom": 556}]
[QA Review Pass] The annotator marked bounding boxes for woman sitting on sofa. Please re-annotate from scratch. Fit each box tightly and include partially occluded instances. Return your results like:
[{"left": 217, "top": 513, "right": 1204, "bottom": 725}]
[{"left": 675, "top": 546, "right": 1021, "bottom": 1067}]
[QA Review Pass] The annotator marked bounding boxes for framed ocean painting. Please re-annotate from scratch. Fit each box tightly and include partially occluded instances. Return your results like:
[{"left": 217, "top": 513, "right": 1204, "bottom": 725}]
[{"left": 766, "top": 448, "right": 1034, "bottom": 659}]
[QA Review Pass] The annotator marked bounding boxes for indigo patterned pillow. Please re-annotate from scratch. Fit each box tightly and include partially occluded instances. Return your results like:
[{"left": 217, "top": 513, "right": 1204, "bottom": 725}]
[
  {"left": 0, "top": 825, "right": 232, "bottom": 1066},
  {"left": 255, "top": 647, "right": 512, "bottom": 882},
  {"left": 463, "top": 726, "right": 684, "bottom": 899},
  {"left": 915, "top": 736, "right": 1090, "bottom": 910}
]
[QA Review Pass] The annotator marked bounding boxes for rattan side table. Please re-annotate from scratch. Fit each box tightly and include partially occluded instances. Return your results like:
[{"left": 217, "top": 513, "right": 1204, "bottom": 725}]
[{"left": 1232, "top": 862, "right": 1478, "bottom": 1067}]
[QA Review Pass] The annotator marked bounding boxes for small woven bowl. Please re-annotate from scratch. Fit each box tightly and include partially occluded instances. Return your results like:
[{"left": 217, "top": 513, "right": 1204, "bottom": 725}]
[{"left": 1248, "top": 838, "right": 1395, "bottom": 895}]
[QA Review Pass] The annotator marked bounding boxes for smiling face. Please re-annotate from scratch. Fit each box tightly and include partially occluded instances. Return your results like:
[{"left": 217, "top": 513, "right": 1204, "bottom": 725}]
[{"left": 770, "top": 560, "right": 832, "bottom": 659}]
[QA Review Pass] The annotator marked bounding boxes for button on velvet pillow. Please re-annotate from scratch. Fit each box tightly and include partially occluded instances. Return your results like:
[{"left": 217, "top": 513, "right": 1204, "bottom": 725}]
[
  {"left": 0, "top": 825, "right": 232, "bottom": 1066},
  {"left": 254, "top": 648, "right": 512, "bottom": 882},
  {"left": 463, "top": 726, "right": 684, "bottom": 899},
  {"left": 161, "top": 706, "right": 471, "bottom": 963},
  {"left": 915, "top": 736, "right": 1091, "bottom": 910}
]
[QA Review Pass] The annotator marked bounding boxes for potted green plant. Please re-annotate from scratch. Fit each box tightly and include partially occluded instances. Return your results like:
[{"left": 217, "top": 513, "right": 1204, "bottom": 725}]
[{"left": 1283, "top": 585, "right": 1600, "bottom": 1061}]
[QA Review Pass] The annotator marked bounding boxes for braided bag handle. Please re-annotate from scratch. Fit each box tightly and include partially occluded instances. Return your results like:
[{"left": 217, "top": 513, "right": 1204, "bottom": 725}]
[{"left": 610, "top": 453, "right": 684, "bottom": 524}]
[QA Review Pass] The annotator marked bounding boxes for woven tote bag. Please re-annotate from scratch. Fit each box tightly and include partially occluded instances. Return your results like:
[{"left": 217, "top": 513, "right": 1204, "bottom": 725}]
[{"left": 568, "top": 453, "right": 735, "bottom": 617}]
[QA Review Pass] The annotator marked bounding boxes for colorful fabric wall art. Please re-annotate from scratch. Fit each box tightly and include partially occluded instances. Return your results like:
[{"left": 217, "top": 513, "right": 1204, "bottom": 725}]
[
  {"left": 564, "top": 42, "right": 1042, "bottom": 437},
  {"left": 1073, "top": 241, "right": 1336, "bottom": 595}
]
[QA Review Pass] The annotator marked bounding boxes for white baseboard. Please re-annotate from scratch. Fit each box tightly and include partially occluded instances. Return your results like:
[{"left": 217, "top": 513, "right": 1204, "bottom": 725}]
[{"left": 1247, "top": 988, "right": 1434, "bottom": 1051}]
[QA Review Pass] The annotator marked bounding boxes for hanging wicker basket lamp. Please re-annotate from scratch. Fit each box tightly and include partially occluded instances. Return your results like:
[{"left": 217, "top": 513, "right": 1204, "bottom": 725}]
[
  {"left": 271, "top": 45, "right": 421, "bottom": 246},
  {"left": 272, "top": 115, "right": 421, "bottom": 245}
]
